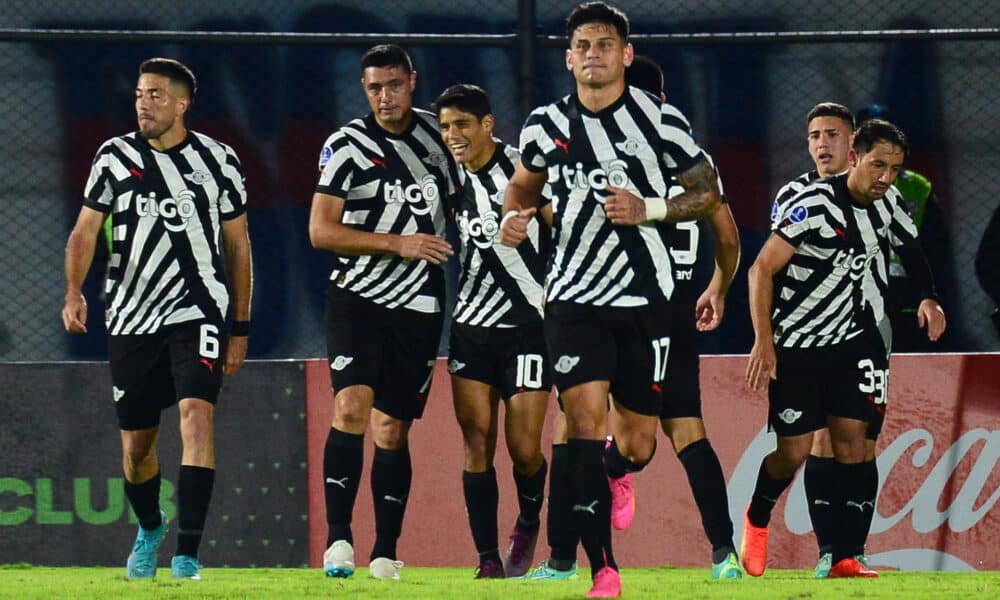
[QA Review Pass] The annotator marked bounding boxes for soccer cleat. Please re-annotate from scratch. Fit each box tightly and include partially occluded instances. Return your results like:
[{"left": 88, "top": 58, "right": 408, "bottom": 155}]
[
  {"left": 828, "top": 557, "right": 878, "bottom": 578},
  {"left": 503, "top": 523, "right": 539, "bottom": 577},
  {"left": 126, "top": 510, "right": 168, "bottom": 579},
  {"left": 710, "top": 552, "right": 744, "bottom": 580},
  {"left": 475, "top": 556, "right": 505, "bottom": 579},
  {"left": 323, "top": 539, "right": 355, "bottom": 578},
  {"left": 586, "top": 566, "right": 621, "bottom": 598},
  {"left": 739, "top": 508, "right": 769, "bottom": 577},
  {"left": 170, "top": 555, "right": 202, "bottom": 580},
  {"left": 856, "top": 554, "right": 870, "bottom": 569},
  {"left": 519, "top": 560, "right": 578, "bottom": 580},
  {"left": 369, "top": 557, "right": 404, "bottom": 580},
  {"left": 608, "top": 473, "right": 635, "bottom": 530},
  {"left": 814, "top": 552, "right": 833, "bottom": 579}
]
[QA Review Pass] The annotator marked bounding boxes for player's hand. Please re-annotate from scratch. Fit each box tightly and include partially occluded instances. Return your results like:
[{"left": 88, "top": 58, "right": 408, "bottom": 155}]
[
  {"left": 746, "top": 338, "right": 777, "bottom": 392},
  {"left": 604, "top": 186, "right": 646, "bottom": 225},
  {"left": 223, "top": 334, "right": 248, "bottom": 376},
  {"left": 62, "top": 293, "right": 88, "bottom": 334},
  {"left": 500, "top": 208, "right": 536, "bottom": 247},
  {"left": 917, "top": 299, "right": 947, "bottom": 342},
  {"left": 695, "top": 289, "right": 725, "bottom": 331},
  {"left": 395, "top": 233, "right": 453, "bottom": 265}
]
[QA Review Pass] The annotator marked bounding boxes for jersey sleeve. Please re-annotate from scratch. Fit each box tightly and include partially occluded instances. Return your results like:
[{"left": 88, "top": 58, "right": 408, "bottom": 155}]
[
  {"left": 518, "top": 109, "right": 551, "bottom": 173},
  {"left": 658, "top": 102, "right": 706, "bottom": 176},
  {"left": 315, "top": 131, "right": 358, "bottom": 198},
  {"left": 82, "top": 141, "right": 116, "bottom": 213},
  {"left": 773, "top": 194, "right": 823, "bottom": 247},
  {"left": 218, "top": 143, "right": 248, "bottom": 220}
]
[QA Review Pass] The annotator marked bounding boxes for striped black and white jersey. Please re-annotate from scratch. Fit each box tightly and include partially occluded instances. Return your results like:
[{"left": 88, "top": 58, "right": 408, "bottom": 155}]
[
  {"left": 770, "top": 169, "right": 821, "bottom": 228},
  {"left": 316, "top": 108, "right": 460, "bottom": 313},
  {"left": 83, "top": 131, "right": 247, "bottom": 336},
  {"left": 453, "top": 143, "right": 548, "bottom": 327},
  {"left": 519, "top": 86, "right": 706, "bottom": 307},
  {"left": 771, "top": 173, "right": 921, "bottom": 349}
]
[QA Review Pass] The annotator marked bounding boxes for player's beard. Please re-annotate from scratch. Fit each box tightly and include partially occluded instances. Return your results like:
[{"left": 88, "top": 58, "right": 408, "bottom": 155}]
[{"left": 138, "top": 117, "right": 172, "bottom": 140}]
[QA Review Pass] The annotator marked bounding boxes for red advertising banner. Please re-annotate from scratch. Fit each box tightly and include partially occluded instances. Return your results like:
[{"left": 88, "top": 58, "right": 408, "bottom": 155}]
[{"left": 305, "top": 354, "right": 1000, "bottom": 571}]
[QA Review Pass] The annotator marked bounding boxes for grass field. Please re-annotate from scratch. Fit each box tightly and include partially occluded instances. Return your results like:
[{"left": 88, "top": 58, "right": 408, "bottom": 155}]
[{"left": 2, "top": 564, "right": 998, "bottom": 599}]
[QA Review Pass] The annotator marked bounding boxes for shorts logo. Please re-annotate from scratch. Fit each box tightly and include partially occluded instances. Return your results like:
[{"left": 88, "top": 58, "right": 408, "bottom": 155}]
[
  {"left": 112, "top": 386, "right": 125, "bottom": 403},
  {"left": 330, "top": 355, "right": 354, "bottom": 371},
  {"left": 788, "top": 205, "right": 808, "bottom": 224},
  {"left": 777, "top": 408, "right": 803, "bottom": 424},
  {"left": 183, "top": 170, "right": 211, "bottom": 185},
  {"left": 554, "top": 355, "right": 581, "bottom": 374},
  {"left": 448, "top": 359, "right": 466, "bottom": 373}
]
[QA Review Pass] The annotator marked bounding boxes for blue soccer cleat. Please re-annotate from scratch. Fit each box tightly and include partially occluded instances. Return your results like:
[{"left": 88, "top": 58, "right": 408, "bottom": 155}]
[
  {"left": 126, "top": 510, "right": 168, "bottom": 579},
  {"left": 171, "top": 555, "right": 202, "bottom": 580}
]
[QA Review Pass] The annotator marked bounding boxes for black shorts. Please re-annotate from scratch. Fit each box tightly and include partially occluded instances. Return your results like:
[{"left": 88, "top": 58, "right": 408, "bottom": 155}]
[
  {"left": 108, "top": 320, "right": 225, "bottom": 431},
  {"left": 767, "top": 333, "right": 887, "bottom": 437},
  {"left": 856, "top": 330, "right": 890, "bottom": 441},
  {"left": 660, "top": 318, "right": 701, "bottom": 420},
  {"left": 325, "top": 285, "right": 443, "bottom": 421},
  {"left": 448, "top": 322, "right": 551, "bottom": 399},
  {"left": 545, "top": 300, "right": 670, "bottom": 417}
]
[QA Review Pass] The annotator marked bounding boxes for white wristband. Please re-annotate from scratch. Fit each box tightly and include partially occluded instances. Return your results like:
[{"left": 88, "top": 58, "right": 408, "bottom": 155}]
[
  {"left": 643, "top": 197, "right": 667, "bottom": 221},
  {"left": 500, "top": 210, "right": 520, "bottom": 228}
]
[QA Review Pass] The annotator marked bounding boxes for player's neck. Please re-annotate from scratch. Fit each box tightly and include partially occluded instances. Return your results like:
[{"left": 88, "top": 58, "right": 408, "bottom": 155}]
[
  {"left": 845, "top": 170, "right": 876, "bottom": 206},
  {"left": 465, "top": 140, "right": 497, "bottom": 173},
  {"left": 375, "top": 110, "right": 414, "bottom": 136},
  {"left": 576, "top": 79, "right": 625, "bottom": 113},
  {"left": 148, "top": 123, "right": 188, "bottom": 152}
]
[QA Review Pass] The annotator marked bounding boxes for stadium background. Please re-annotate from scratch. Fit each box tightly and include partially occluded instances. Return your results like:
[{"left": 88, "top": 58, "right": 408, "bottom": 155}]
[{"left": 1, "top": 0, "right": 998, "bottom": 363}]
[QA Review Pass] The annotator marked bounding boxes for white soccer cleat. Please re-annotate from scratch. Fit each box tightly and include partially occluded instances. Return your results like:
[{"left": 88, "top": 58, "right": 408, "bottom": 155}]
[
  {"left": 369, "top": 557, "right": 404, "bottom": 580},
  {"left": 323, "top": 539, "right": 355, "bottom": 578}
]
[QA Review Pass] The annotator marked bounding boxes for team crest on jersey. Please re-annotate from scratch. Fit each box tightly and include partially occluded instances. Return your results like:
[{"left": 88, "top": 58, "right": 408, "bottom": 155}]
[
  {"left": 778, "top": 408, "right": 803, "bottom": 424},
  {"left": 423, "top": 152, "right": 447, "bottom": 167},
  {"left": 788, "top": 205, "right": 808, "bottom": 224},
  {"left": 183, "top": 170, "right": 211, "bottom": 185},
  {"left": 614, "top": 138, "right": 642, "bottom": 157},
  {"left": 554, "top": 355, "right": 581, "bottom": 374}
]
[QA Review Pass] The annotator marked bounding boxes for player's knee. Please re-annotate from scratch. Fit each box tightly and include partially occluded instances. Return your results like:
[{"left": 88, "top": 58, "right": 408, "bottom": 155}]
[
  {"left": 620, "top": 434, "right": 656, "bottom": 466},
  {"left": 371, "top": 418, "right": 408, "bottom": 450},
  {"left": 179, "top": 409, "right": 213, "bottom": 447},
  {"left": 508, "top": 440, "right": 542, "bottom": 472}
]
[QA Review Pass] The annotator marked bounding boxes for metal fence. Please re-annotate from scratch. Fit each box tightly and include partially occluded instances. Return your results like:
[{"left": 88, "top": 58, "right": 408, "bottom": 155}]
[{"left": 1, "top": 0, "right": 998, "bottom": 361}]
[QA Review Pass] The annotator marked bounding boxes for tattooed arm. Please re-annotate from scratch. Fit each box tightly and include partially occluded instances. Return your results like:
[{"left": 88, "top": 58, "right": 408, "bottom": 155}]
[{"left": 604, "top": 156, "right": 721, "bottom": 225}]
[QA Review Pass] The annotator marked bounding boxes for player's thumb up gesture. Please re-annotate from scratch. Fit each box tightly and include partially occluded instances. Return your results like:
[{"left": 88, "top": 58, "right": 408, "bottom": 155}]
[{"left": 500, "top": 208, "right": 536, "bottom": 247}]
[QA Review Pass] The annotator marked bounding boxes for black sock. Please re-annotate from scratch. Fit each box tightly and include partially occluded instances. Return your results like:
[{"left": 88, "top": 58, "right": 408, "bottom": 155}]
[
  {"left": 804, "top": 455, "right": 835, "bottom": 555},
  {"left": 124, "top": 471, "right": 162, "bottom": 531},
  {"left": 547, "top": 444, "right": 577, "bottom": 566},
  {"left": 463, "top": 468, "right": 500, "bottom": 556},
  {"left": 832, "top": 460, "right": 872, "bottom": 562},
  {"left": 677, "top": 439, "right": 734, "bottom": 562},
  {"left": 860, "top": 459, "right": 879, "bottom": 548},
  {"left": 513, "top": 459, "right": 547, "bottom": 528},
  {"left": 324, "top": 427, "right": 364, "bottom": 547},
  {"left": 370, "top": 445, "right": 412, "bottom": 561},
  {"left": 747, "top": 456, "right": 794, "bottom": 528},
  {"left": 568, "top": 438, "right": 616, "bottom": 577},
  {"left": 176, "top": 465, "right": 215, "bottom": 559},
  {"left": 604, "top": 437, "right": 653, "bottom": 479}
]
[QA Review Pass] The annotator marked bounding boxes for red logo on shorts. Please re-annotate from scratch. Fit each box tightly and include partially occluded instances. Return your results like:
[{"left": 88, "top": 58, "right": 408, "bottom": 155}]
[
  {"left": 200, "top": 357, "right": 216, "bottom": 373},
  {"left": 652, "top": 383, "right": 662, "bottom": 393}
]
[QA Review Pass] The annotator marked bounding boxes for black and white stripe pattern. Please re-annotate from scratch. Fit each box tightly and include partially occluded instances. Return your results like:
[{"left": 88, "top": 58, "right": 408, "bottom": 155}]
[
  {"left": 771, "top": 174, "right": 919, "bottom": 349},
  {"left": 519, "top": 86, "right": 705, "bottom": 307},
  {"left": 770, "top": 169, "right": 820, "bottom": 228},
  {"left": 453, "top": 143, "right": 547, "bottom": 327},
  {"left": 316, "top": 109, "right": 460, "bottom": 313},
  {"left": 83, "top": 131, "right": 247, "bottom": 335}
]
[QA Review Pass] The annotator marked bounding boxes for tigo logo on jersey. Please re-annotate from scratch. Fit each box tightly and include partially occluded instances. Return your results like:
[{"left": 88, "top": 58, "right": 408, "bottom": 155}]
[
  {"left": 383, "top": 174, "right": 439, "bottom": 215},
  {"left": 330, "top": 356, "right": 354, "bottom": 371},
  {"left": 112, "top": 386, "right": 125, "bottom": 403},
  {"left": 554, "top": 159, "right": 630, "bottom": 196},
  {"left": 448, "top": 359, "right": 467, "bottom": 373},
  {"left": 832, "top": 247, "right": 877, "bottom": 280},
  {"left": 183, "top": 170, "right": 211, "bottom": 185},
  {"left": 554, "top": 355, "right": 581, "bottom": 374},
  {"left": 136, "top": 191, "right": 197, "bottom": 232},
  {"left": 456, "top": 210, "right": 500, "bottom": 249},
  {"left": 777, "top": 408, "right": 803, "bottom": 424}
]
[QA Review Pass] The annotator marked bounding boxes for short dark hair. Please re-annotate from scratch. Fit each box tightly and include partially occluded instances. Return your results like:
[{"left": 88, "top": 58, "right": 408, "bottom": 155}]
[
  {"left": 806, "top": 102, "right": 854, "bottom": 130},
  {"left": 626, "top": 55, "right": 663, "bottom": 97},
  {"left": 139, "top": 58, "right": 196, "bottom": 100},
  {"left": 431, "top": 84, "right": 492, "bottom": 120},
  {"left": 566, "top": 2, "right": 629, "bottom": 42},
  {"left": 853, "top": 118, "right": 909, "bottom": 159},
  {"left": 361, "top": 44, "right": 413, "bottom": 74},
  {"left": 855, "top": 104, "right": 891, "bottom": 125}
]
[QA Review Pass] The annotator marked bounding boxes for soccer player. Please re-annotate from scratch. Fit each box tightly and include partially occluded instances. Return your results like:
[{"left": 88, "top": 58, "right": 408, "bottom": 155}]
[
  {"left": 501, "top": 4, "right": 722, "bottom": 596},
  {"left": 743, "top": 119, "right": 946, "bottom": 579},
  {"left": 309, "top": 44, "right": 460, "bottom": 581},
  {"left": 603, "top": 55, "right": 743, "bottom": 580},
  {"left": 61, "top": 58, "right": 253, "bottom": 581},
  {"left": 432, "top": 83, "right": 552, "bottom": 579}
]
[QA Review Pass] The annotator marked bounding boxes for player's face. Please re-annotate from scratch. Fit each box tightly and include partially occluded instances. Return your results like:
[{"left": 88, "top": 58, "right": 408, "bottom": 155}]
[
  {"left": 362, "top": 65, "right": 416, "bottom": 128},
  {"left": 135, "top": 73, "right": 187, "bottom": 141},
  {"left": 807, "top": 116, "right": 852, "bottom": 177},
  {"left": 849, "top": 140, "right": 905, "bottom": 202},
  {"left": 566, "top": 23, "right": 633, "bottom": 89},
  {"left": 438, "top": 106, "right": 494, "bottom": 171}
]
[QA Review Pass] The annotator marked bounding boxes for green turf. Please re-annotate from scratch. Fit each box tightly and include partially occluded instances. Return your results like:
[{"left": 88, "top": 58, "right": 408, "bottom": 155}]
[{"left": 1, "top": 564, "right": 998, "bottom": 599}]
